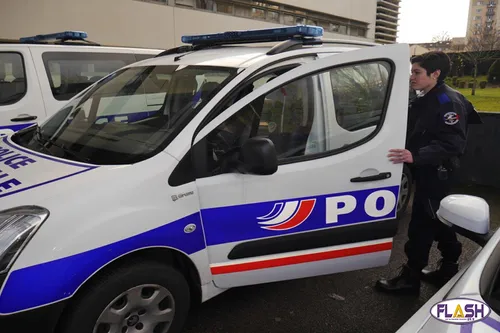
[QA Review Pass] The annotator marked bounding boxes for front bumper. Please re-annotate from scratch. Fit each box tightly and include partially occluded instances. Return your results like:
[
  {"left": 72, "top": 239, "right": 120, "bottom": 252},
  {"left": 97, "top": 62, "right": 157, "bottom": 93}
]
[{"left": 0, "top": 299, "right": 67, "bottom": 333}]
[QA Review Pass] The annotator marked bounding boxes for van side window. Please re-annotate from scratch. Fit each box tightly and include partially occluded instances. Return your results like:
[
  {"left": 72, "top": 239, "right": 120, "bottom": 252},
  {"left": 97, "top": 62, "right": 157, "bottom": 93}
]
[
  {"left": 42, "top": 52, "right": 138, "bottom": 101},
  {"left": 201, "top": 61, "right": 393, "bottom": 176},
  {"left": 328, "top": 61, "right": 390, "bottom": 149},
  {"left": 0, "top": 52, "right": 26, "bottom": 106},
  {"left": 204, "top": 73, "right": 318, "bottom": 175}
]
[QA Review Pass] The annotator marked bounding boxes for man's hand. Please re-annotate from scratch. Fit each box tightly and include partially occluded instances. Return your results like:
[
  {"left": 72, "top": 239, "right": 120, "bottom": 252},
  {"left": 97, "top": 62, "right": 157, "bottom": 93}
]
[{"left": 388, "top": 149, "right": 414, "bottom": 164}]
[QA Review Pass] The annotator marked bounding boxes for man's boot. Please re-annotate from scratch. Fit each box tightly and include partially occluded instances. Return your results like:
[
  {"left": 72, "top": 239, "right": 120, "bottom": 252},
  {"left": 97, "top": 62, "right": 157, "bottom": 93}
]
[
  {"left": 421, "top": 260, "right": 458, "bottom": 288},
  {"left": 375, "top": 264, "right": 421, "bottom": 295}
]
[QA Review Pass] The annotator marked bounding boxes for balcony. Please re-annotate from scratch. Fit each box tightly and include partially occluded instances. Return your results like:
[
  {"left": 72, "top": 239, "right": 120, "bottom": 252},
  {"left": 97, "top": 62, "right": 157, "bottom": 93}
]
[
  {"left": 376, "top": 12, "right": 399, "bottom": 23},
  {"left": 377, "top": 0, "right": 401, "bottom": 10},
  {"left": 377, "top": 5, "right": 400, "bottom": 16},
  {"left": 376, "top": 18, "right": 398, "bottom": 27},
  {"left": 376, "top": 25, "right": 398, "bottom": 33},
  {"left": 375, "top": 31, "right": 398, "bottom": 39}
]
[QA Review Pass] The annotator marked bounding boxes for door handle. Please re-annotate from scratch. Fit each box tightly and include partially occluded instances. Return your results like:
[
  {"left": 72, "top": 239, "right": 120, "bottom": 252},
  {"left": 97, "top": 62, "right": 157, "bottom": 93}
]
[
  {"left": 10, "top": 114, "right": 37, "bottom": 122},
  {"left": 350, "top": 172, "right": 391, "bottom": 183}
]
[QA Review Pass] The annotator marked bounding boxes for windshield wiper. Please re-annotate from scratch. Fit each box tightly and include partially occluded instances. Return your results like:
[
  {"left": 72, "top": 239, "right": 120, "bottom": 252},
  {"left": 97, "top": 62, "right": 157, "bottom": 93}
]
[{"left": 34, "top": 127, "right": 91, "bottom": 163}]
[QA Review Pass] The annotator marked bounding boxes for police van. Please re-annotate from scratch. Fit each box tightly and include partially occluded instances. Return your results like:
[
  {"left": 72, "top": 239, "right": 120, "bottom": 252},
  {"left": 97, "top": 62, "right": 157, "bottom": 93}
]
[
  {"left": 0, "top": 31, "right": 162, "bottom": 135},
  {"left": 0, "top": 26, "right": 421, "bottom": 333}
]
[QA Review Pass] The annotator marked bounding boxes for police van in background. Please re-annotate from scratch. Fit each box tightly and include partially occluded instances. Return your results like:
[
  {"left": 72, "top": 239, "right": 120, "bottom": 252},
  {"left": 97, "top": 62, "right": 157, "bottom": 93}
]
[
  {"left": 0, "top": 31, "right": 162, "bottom": 134},
  {"left": 0, "top": 26, "right": 437, "bottom": 333}
]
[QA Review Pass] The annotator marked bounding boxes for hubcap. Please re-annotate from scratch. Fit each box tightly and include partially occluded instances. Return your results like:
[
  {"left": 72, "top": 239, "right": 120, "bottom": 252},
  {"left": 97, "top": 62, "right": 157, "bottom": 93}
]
[
  {"left": 397, "top": 172, "right": 410, "bottom": 212},
  {"left": 93, "top": 284, "right": 175, "bottom": 333}
]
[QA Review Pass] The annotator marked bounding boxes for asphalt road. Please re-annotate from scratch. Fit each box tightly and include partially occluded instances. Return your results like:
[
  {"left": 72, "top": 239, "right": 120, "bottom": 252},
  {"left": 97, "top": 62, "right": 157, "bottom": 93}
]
[{"left": 182, "top": 185, "right": 500, "bottom": 333}]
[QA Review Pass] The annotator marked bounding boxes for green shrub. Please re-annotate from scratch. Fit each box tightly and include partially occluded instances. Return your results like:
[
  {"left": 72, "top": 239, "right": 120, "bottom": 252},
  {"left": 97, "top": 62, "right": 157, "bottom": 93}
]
[
  {"left": 488, "top": 59, "right": 500, "bottom": 83},
  {"left": 459, "top": 81, "right": 466, "bottom": 88},
  {"left": 480, "top": 81, "right": 487, "bottom": 89}
]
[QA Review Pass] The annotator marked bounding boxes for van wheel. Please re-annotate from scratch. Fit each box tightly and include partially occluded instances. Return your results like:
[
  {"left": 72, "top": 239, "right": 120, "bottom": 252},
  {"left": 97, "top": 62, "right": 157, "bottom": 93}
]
[
  {"left": 397, "top": 164, "right": 413, "bottom": 218},
  {"left": 59, "top": 261, "right": 190, "bottom": 333}
]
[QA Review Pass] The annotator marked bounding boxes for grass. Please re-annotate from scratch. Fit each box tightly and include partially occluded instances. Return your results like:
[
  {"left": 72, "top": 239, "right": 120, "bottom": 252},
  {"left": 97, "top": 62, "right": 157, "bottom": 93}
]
[
  {"left": 456, "top": 87, "right": 500, "bottom": 112},
  {"left": 443, "top": 75, "right": 500, "bottom": 112}
]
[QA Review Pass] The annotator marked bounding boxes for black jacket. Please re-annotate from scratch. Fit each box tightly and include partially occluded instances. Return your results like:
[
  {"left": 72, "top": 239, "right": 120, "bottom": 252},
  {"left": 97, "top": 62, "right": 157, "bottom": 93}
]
[{"left": 406, "top": 82, "right": 482, "bottom": 169}]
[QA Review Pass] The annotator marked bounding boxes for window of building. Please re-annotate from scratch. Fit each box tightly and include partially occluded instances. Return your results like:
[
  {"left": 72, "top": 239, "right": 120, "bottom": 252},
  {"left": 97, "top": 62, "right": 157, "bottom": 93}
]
[
  {"left": 477, "top": 8, "right": 483, "bottom": 12},
  {"left": 251, "top": 7, "right": 266, "bottom": 20},
  {"left": 176, "top": 0, "right": 195, "bottom": 7},
  {"left": 196, "top": 0, "right": 216, "bottom": 10},
  {"left": 284, "top": 14, "right": 294, "bottom": 25},
  {"left": 170, "top": 0, "right": 368, "bottom": 38},
  {"left": 0, "top": 53, "right": 26, "bottom": 106},
  {"left": 215, "top": 1, "right": 234, "bottom": 14},
  {"left": 267, "top": 11, "right": 279, "bottom": 22},
  {"left": 234, "top": 4, "right": 251, "bottom": 17},
  {"left": 477, "top": 1, "right": 484, "bottom": 4}
]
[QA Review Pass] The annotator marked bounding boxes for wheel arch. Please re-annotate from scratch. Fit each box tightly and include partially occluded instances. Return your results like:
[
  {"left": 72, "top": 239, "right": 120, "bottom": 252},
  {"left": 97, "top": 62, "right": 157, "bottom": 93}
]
[{"left": 54, "top": 246, "right": 202, "bottom": 332}]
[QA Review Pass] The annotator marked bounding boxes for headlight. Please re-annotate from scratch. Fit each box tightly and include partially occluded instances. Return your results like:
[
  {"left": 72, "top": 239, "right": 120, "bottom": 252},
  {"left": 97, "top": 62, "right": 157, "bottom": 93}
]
[{"left": 0, "top": 206, "right": 49, "bottom": 274}]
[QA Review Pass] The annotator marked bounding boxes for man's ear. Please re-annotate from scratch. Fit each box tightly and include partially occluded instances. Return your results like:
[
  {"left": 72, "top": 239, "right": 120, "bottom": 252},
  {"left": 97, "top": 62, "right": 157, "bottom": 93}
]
[{"left": 431, "top": 69, "right": 441, "bottom": 80}]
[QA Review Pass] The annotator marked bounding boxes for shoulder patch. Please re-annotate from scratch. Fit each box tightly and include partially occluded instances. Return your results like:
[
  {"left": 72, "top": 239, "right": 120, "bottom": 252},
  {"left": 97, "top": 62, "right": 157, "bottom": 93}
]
[
  {"left": 437, "top": 92, "right": 452, "bottom": 105},
  {"left": 443, "top": 111, "right": 460, "bottom": 125}
]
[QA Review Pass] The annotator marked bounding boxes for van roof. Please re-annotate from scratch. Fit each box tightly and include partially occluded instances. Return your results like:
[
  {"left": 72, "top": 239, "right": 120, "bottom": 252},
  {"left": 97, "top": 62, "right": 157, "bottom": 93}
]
[
  {"left": 128, "top": 37, "right": 378, "bottom": 69},
  {"left": 0, "top": 30, "right": 163, "bottom": 53}
]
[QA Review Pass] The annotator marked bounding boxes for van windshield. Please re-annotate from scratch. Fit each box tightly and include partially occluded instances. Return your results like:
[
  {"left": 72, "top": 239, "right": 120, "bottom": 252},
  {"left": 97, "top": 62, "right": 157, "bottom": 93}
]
[{"left": 14, "top": 65, "right": 236, "bottom": 164}]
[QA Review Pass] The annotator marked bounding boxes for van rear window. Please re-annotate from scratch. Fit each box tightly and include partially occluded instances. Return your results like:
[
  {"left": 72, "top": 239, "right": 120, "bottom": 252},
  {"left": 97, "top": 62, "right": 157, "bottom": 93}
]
[
  {"left": 42, "top": 52, "right": 141, "bottom": 101},
  {"left": 0, "top": 52, "right": 26, "bottom": 106}
]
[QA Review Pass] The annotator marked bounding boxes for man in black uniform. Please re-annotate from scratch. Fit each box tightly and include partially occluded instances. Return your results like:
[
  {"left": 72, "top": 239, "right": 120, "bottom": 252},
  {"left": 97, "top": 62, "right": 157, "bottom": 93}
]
[{"left": 375, "top": 51, "right": 482, "bottom": 294}]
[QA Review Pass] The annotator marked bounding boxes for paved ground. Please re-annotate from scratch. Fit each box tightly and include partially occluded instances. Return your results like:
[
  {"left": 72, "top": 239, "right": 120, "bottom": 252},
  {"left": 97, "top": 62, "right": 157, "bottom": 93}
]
[{"left": 182, "top": 185, "right": 500, "bottom": 333}]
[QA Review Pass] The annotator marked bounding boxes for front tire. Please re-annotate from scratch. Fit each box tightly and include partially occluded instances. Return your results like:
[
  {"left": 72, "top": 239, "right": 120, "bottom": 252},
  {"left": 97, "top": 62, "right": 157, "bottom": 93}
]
[{"left": 59, "top": 261, "right": 190, "bottom": 333}]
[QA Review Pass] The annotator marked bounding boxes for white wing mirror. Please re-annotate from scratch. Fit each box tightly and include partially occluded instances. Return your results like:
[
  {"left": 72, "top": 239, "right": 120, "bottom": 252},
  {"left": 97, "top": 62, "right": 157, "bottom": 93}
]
[{"left": 437, "top": 194, "right": 491, "bottom": 246}]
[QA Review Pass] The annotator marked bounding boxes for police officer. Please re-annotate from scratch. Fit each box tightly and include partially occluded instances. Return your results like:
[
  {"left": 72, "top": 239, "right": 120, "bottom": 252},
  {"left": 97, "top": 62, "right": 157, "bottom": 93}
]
[{"left": 375, "top": 51, "right": 482, "bottom": 294}]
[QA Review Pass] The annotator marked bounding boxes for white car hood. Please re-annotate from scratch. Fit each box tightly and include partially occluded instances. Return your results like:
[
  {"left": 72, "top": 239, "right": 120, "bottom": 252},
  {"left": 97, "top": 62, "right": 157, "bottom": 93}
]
[
  {"left": 0, "top": 135, "right": 164, "bottom": 210},
  {"left": 398, "top": 228, "right": 500, "bottom": 333}
]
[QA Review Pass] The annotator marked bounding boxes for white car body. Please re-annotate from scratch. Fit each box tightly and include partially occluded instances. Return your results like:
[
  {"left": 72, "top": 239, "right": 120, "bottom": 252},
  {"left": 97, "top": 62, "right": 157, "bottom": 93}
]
[
  {"left": 0, "top": 27, "right": 415, "bottom": 332},
  {"left": 398, "top": 195, "right": 499, "bottom": 333},
  {"left": 0, "top": 32, "right": 162, "bottom": 135}
]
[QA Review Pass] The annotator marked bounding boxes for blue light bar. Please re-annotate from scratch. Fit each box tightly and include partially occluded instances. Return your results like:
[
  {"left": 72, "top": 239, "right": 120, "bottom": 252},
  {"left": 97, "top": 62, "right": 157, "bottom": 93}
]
[
  {"left": 19, "top": 31, "right": 88, "bottom": 43},
  {"left": 181, "top": 25, "right": 323, "bottom": 46}
]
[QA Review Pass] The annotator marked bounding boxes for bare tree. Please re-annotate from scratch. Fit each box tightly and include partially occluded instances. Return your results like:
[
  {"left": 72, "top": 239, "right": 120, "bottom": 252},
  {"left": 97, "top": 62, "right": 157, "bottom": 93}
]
[
  {"left": 432, "top": 31, "right": 452, "bottom": 43},
  {"left": 462, "top": 25, "right": 500, "bottom": 95}
]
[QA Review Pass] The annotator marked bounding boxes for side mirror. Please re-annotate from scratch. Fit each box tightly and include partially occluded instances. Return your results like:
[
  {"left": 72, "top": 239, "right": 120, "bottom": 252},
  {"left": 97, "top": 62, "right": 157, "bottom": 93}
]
[
  {"left": 437, "top": 194, "right": 492, "bottom": 247},
  {"left": 240, "top": 137, "right": 278, "bottom": 175}
]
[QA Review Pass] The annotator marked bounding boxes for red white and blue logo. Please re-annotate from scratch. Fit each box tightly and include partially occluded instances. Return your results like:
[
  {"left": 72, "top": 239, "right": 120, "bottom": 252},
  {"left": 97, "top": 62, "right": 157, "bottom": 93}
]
[{"left": 257, "top": 199, "right": 316, "bottom": 231}]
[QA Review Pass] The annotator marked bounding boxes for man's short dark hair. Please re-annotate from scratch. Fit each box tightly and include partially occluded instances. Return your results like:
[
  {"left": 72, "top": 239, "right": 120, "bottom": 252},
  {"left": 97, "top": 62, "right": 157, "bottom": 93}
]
[{"left": 411, "top": 51, "right": 451, "bottom": 81}]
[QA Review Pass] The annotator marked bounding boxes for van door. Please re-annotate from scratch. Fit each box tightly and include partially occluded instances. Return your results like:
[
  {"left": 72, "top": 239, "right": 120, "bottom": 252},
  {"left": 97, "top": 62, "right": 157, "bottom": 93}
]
[
  {"left": 0, "top": 46, "right": 45, "bottom": 135},
  {"left": 193, "top": 43, "right": 410, "bottom": 288}
]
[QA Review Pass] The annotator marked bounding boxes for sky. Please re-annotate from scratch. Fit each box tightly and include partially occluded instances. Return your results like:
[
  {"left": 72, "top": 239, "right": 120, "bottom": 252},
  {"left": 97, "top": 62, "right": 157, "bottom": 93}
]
[{"left": 396, "top": 0, "right": 470, "bottom": 43}]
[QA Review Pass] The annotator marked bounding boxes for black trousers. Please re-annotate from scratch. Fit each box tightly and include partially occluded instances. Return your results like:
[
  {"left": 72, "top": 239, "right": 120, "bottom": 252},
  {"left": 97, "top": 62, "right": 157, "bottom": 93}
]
[{"left": 404, "top": 167, "right": 463, "bottom": 271}]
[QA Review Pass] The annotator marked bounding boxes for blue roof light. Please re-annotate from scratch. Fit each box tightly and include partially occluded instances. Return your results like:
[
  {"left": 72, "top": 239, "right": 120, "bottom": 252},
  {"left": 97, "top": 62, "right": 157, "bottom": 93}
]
[
  {"left": 19, "top": 31, "right": 88, "bottom": 43},
  {"left": 181, "top": 25, "right": 323, "bottom": 46}
]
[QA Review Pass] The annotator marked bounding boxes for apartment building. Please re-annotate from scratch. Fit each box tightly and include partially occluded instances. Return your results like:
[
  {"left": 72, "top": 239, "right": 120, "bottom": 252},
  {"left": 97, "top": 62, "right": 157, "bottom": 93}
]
[
  {"left": 466, "top": 0, "right": 498, "bottom": 41},
  {"left": 0, "top": 0, "right": 378, "bottom": 49},
  {"left": 375, "top": 0, "right": 401, "bottom": 44}
]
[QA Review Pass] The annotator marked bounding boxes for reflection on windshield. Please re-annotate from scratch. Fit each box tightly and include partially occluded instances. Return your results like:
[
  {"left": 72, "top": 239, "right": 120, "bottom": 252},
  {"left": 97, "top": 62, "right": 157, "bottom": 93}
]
[{"left": 14, "top": 65, "right": 236, "bottom": 164}]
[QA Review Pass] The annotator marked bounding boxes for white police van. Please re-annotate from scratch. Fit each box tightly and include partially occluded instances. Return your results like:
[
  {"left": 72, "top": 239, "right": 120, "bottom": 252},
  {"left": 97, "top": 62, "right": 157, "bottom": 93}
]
[
  {"left": 0, "top": 26, "right": 413, "bottom": 333},
  {"left": 0, "top": 31, "right": 162, "bottom": 135}
]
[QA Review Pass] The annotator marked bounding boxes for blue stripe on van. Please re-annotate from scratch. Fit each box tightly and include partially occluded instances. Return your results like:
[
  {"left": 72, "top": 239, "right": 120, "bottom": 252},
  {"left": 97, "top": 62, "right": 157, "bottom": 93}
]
[
  {"left": 0, "top": 123, "right": 36, "bottom": 133},
  {"left": 0, "top": 212, "right": 205, "bottom": 314}
]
